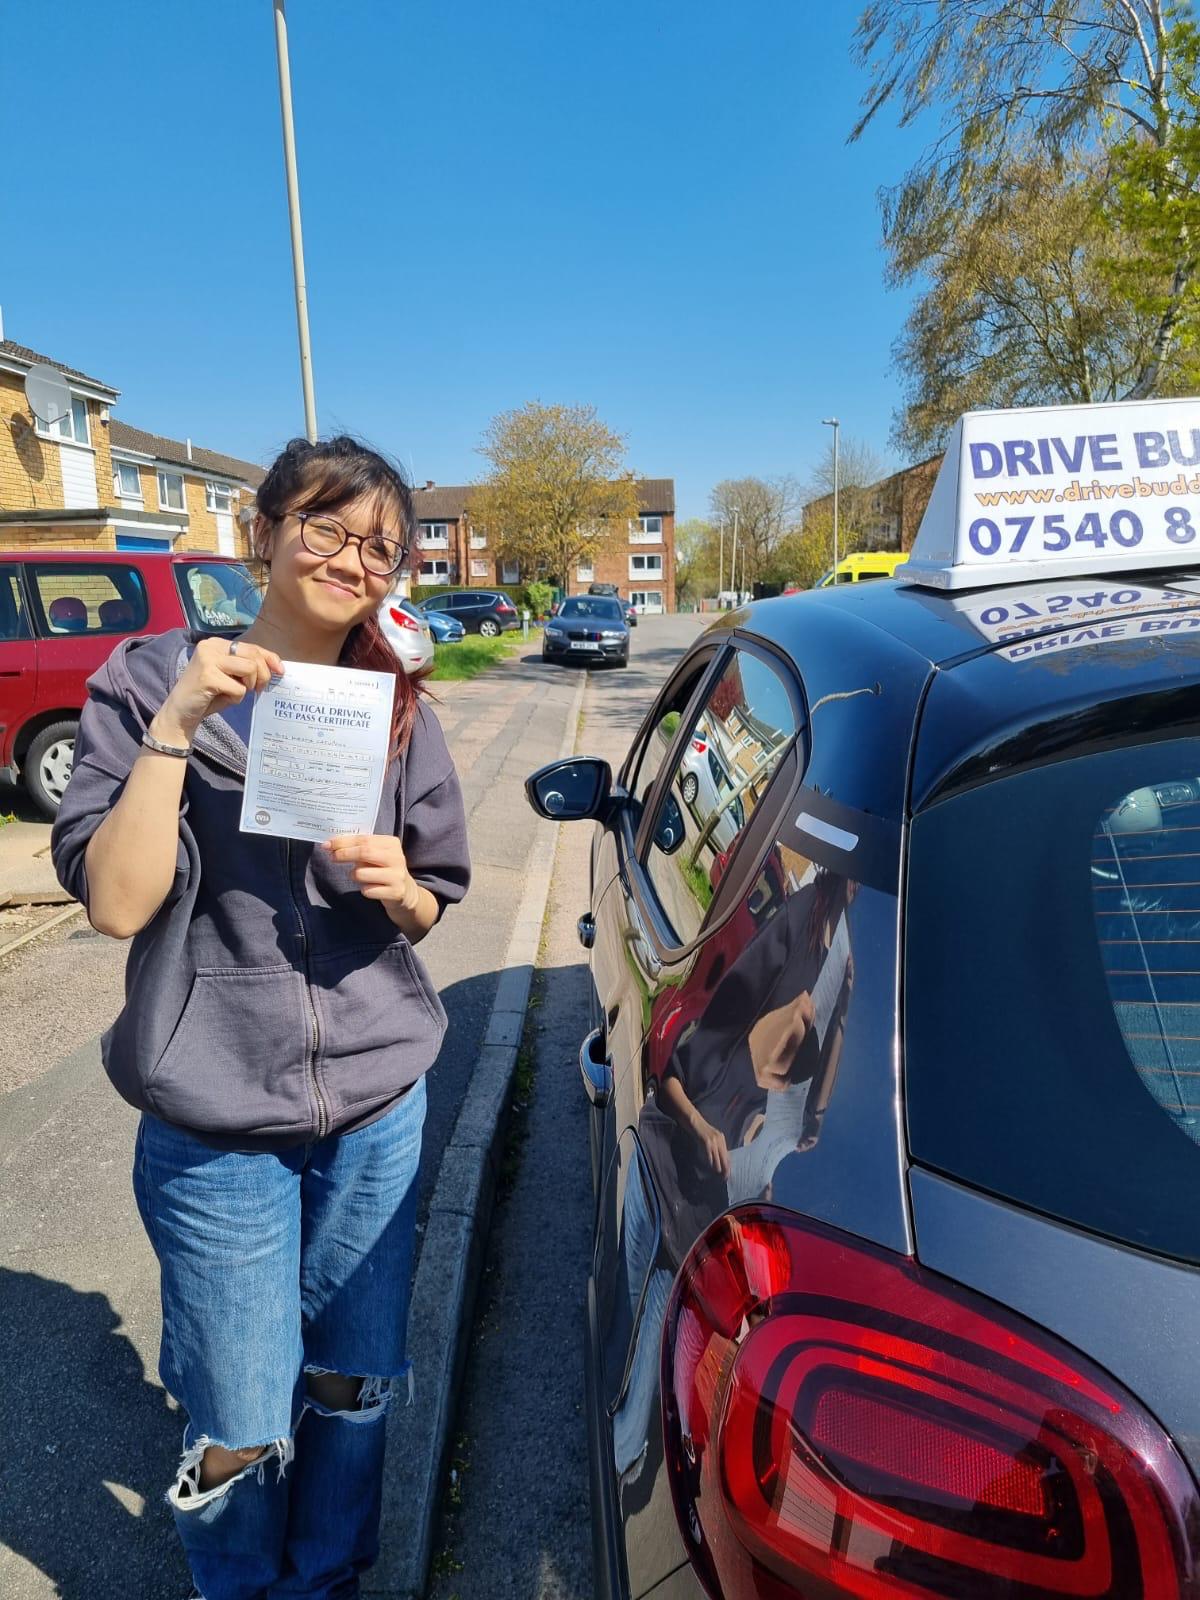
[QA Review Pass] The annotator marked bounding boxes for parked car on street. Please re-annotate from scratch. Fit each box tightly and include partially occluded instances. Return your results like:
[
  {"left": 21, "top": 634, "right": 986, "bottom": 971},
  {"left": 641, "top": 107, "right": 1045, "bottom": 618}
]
[
  {"left": 542, "top": 596, "right": 629, "bottom": 669},
  {"left": 588, "top": 582, "right": 620, "bottom": 597},
  {"left": 419, "top": 589, "right": 518, "bottom": 636},
  {"left": 526, "top": 399, "right": 1200, "bottom": 1600},
  {"left": 0, "top": 551, "right": 259, "bottom": 816},
  {"left": 815, "top": 549, "right": 907, "bottom": 586},
  {"left": 377, "top": 595, "right": 435, "bottom": 675},
  {"left": 422, "top": 605, "right": 466, "bottom": 644},
  {"left": 677, "top": 719, "right": 744, "bottom": 851},
  {"left": 624, "top": 602, "right": 638, "bottom": 628}
]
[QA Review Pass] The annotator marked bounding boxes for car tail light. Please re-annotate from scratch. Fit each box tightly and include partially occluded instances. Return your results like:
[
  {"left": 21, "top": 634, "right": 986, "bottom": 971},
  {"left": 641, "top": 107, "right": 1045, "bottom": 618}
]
[
  {"left": 389, "top": 606, "right": 420, "bottom": 632},
  {"left": 691, "top": 738, "right": 708, "bottom": 755},
  {"left": 662, "top": 1207, "right": 1200, "bottom": 1599},
  {"left": 496, "top": 599, "right": 515, "bottom": 613}
]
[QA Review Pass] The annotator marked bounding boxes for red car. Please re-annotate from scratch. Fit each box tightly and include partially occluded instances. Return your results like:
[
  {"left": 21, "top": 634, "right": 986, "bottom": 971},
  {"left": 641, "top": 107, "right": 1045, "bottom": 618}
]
[{"left": 0, "top": 551, "right": 259, "bottom": 816}]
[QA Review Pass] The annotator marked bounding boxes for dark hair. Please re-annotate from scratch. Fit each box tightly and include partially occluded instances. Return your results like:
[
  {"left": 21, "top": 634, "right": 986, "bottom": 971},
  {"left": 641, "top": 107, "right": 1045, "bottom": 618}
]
[{"left": 254, "top": 435, "right": 422, "bottom": 756}]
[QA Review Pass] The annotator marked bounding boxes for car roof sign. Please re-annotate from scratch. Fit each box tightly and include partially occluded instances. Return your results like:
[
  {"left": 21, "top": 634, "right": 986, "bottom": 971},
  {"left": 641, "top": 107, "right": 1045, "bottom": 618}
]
[{"left": 895, "top": 396, "right": 1200, "bottom": 591}]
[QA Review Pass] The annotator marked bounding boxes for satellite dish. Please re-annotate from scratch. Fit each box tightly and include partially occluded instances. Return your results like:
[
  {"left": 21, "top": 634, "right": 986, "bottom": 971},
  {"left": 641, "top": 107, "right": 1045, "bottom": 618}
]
[{"left": 25, "top": 364, "right": 72, "bottom": 427}]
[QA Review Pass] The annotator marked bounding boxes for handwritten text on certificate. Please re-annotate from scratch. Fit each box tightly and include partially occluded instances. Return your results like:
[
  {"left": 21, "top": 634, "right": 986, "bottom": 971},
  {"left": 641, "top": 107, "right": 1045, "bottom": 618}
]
[{"left": 239, "top": 661, "right": 394, "bottom": 843}]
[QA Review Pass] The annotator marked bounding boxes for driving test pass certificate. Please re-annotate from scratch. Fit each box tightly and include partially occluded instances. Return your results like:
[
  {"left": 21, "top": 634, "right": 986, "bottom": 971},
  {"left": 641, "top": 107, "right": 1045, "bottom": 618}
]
[{"left": 239, "top": 661, "right": 394, "bottom": 843}]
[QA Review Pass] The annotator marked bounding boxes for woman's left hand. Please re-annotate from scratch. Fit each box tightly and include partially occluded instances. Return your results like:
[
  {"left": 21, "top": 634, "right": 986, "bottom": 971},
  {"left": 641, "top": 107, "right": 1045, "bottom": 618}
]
[{"left": 325, "top": 834, "right": 421, "bottom": 911}]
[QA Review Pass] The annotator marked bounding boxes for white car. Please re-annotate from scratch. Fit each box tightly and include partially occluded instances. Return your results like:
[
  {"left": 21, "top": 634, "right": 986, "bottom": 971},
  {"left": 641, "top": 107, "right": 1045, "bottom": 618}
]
[
  {"left": 678, "top": 723, "right": 745, "bottom": 852},
  {"left": 378, "top": 595, "right": 435, "bottom": 675}
]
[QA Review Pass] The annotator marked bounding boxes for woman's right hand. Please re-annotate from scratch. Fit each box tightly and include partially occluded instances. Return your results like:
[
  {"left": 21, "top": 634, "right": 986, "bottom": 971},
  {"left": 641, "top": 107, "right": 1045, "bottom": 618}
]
[{"left": 151, "top": 638, "right": 284, "bottom": 746}]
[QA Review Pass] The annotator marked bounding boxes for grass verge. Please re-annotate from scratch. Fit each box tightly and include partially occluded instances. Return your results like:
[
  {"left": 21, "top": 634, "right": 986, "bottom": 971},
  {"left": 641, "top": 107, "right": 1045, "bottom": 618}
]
[{"left": 427, "top": 628, "right": 539, "bottom": 683}]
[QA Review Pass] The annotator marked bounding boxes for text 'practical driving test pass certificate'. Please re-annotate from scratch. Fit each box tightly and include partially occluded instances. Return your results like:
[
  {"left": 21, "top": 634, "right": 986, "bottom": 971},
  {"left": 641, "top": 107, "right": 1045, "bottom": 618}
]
[{"left": 239, "top": 661, "right": 394, "bottom": 843}]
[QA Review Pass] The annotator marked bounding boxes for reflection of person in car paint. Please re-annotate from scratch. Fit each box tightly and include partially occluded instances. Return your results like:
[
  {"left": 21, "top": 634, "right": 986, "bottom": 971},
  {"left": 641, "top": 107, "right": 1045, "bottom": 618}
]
[
  {"left": 653, "top": 867, "right": 856, "bottom": 1196},
  {"left": 613, "top": 869, "right": 856, "bottom": 1486}
]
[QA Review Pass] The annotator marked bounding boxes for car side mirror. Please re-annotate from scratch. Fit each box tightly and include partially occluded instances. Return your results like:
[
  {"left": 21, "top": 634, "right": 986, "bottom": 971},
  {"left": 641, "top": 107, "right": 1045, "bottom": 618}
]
[
  {"left": 525, "top": 757, "right": 614, "bottom": 821},
  {"left": 652, "top": 793, "right": 686, "bottom": 855}
]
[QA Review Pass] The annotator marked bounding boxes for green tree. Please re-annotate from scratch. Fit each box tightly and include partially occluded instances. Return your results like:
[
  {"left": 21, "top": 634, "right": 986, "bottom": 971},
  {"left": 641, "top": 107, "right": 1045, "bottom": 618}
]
[
  {"left": 709, "top": 477, "right": 803, "bottom": 592},
  {"left": 674, "top": 518, "right": 720, "bottom": 603},
  {"left": 469, "top": 403, "right": 641, "bottom": 588},
  {"left": 854, "top": 2, "right": 1200, "bottom": 446}
]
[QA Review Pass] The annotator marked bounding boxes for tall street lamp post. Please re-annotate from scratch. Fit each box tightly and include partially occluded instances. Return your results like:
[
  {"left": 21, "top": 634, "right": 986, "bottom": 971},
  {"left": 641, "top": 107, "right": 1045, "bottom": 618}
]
[
  {"left": 822, "top": 417, "right": 840, "bottom": 581},
  {"left": 718, "top": 516, "right": 726, "bottom": 600},
  {"left": 273, "top": 0, "right": 318, "bottom": 443},
  {"left": 731, "top": 506, "right": 741, "bottom": 604}
]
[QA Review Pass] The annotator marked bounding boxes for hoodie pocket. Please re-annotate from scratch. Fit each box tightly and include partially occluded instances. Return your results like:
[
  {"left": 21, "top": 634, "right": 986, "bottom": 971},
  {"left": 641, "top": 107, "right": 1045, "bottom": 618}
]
[
  {"left": 309, "top": 940, "right": 447, "bottom": 1120},
  {"left": 145, "top": 964, "right": 311, "bottom": 1136}
]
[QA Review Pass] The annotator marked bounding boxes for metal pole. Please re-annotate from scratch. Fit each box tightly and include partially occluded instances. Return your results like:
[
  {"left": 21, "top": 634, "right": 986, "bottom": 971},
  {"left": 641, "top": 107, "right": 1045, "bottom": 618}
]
[
  {"left": 273, "top": 0, "right": 317, "bottom": 442},
  {"left": 731, "top": 507, "right": 740, "bottom": 603},
  {"left": 822, "top": 418, "right": 840, "bottom": 581},
  {"left": 833, "top": 422, "right": 840, "bottom": 581},
  {"left": 718, "top": 517, "right": 725, "bottom": 599}
]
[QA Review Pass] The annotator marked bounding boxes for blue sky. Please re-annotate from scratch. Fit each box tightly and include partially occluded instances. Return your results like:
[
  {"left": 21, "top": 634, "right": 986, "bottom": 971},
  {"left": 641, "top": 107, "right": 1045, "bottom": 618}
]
[{"left": 1, "top": 1, "right": 929, "bottom": 521}]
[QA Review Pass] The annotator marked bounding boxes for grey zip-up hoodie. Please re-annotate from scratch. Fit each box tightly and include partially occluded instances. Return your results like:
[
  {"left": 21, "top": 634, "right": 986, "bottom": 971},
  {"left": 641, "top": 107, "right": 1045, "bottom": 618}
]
[{"left": 51, "top": 628, "right": 470, "bottom": 1152}]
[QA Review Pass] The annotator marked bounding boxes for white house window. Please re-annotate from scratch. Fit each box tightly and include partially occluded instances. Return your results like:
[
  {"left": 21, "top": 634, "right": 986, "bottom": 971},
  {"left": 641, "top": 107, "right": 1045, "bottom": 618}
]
[
  {"left": 470, "top": 558, "right": 490, "bottom": 578},
  {"left": 420, "top": 558, "right": 451, "bottom": 581},
  {"left": 500, "top": 559, "right": 520, "bottom": 584},
  {"left": 158, "top": 471, "right": 186, "bottom": 512},
  {"left": 630, "top": 552, "right": 663, "bottom": 577},
  {"left": 205, "top": 482, "right": 233, "bottom": 513},
  {"left": 577, "top": 560, "right": 595, "bottom": 582},
  {"left": 113, "top": 461, "right": 143, "bottom": 499},
  {"left": 36, "top": 396, "right": 90, "bottom": 446},
  {"left": 469, "top": 531, "right": 487, "bottom": 550},
  {"left": 630, "top": 515, "right": 662, "bottom": 544},
  {"left": 420, "top": 522, "right": 450, "bottom": 549}
]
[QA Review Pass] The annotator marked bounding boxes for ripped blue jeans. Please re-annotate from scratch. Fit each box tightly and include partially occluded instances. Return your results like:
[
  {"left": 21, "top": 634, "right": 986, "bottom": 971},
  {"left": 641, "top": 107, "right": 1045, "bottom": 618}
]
[{"left": 132, "top": 1074, "right": 427, "bottom": 1600}]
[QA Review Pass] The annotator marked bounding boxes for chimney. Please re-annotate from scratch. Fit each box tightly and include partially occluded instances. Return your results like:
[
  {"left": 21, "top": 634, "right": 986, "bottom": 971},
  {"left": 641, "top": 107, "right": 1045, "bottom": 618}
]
[
  {"left": 186, "top": 437, "right": 193, "bottom": 461},
  {"left": 0, "top": 304, "right": 5, "bottom": 343}
]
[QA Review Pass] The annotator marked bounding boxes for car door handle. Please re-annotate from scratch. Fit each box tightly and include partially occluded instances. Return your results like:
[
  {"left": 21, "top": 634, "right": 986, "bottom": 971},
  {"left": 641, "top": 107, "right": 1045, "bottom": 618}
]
[
  {"left": 0, "top": 669, "right": 27, "bottom": 677},
  {"left": 579, "top": 1027, "right": 613, "bottom": 1108}
]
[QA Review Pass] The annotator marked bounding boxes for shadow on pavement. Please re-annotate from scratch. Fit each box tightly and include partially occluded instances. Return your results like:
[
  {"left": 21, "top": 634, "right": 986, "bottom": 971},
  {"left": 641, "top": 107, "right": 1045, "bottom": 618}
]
[
  {"left": 0, "top": 771, "right": 47, "bottom": 825},
  {"left": 0, "top": 1267, "right": 185, "bottom": 1598}
]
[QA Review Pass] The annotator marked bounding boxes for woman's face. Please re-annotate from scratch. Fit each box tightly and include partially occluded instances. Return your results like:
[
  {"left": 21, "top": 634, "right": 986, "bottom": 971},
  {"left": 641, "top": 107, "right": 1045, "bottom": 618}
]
[{"left": 259, "top": 491, "right": 402, "bottom": 632}]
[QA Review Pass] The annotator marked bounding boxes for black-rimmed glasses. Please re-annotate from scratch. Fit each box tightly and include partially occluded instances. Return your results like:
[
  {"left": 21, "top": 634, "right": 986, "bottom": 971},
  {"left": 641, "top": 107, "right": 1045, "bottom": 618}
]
[{"left": 296, "top": 512, "right": 408, "bottom": 578}]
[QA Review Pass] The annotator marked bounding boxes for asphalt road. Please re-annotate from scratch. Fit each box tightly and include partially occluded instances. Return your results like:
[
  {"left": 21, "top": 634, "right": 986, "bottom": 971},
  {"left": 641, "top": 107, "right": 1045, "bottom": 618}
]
[
  {"left": 0, "top": 613, "right": 706, "bottom": 1598},
  {"left": 428, "top": 613, "right": 705, "bottom": 1600}
]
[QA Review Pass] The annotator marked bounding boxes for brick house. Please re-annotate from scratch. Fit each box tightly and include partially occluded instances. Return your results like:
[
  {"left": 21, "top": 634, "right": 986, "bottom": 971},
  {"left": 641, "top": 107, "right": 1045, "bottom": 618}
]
[
  {"left": 409, "top": 477, "right": 676, "bottom": 613},
  {"left": 0, "top": 339, "right": 262, "bottom": 557},
  {"left": 802, "top": 453, "right": 943, "bottom": 553}
]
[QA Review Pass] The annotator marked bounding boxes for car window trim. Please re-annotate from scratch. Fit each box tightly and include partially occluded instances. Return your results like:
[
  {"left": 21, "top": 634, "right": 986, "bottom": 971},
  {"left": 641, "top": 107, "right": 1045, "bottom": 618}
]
[
  {"left": 0, "top": 561, "right": 35, "bottom": 644},
  {"left": 625, "top": 632, "right": 811, "bottom": 963}
]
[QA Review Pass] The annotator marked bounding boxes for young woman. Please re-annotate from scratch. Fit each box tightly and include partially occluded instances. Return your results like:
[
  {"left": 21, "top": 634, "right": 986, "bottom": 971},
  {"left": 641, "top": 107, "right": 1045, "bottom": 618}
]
[{"left": 52, "top": 436, "right": 470, "bottom": 1600}]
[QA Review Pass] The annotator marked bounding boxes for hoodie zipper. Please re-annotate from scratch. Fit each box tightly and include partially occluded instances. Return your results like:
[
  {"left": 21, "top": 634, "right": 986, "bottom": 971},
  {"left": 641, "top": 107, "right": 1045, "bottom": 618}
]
[
  {"left": 286, "top": 838, "right": 328, "bottom": 1139},
  {"left": 183, "top": 704, "right": 330, "bottom": 1139}
]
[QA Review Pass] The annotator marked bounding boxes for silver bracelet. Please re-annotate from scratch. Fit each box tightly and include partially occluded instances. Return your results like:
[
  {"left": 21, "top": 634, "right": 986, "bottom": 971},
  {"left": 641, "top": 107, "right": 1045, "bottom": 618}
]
[{"left": 142, "top": 730, "right": 192, "bottom": 759}]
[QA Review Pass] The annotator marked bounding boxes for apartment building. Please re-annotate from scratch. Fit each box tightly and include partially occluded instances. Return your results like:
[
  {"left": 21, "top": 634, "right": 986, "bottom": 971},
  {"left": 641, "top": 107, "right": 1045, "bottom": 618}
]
[
  {"left": 802, "top": 454, "right": 943, "bottom": 553},
  {"left": 410, "top": 477, "right": 676, "bottom": 612},
  {"left": 0, "top": 339, "right": 262, "bottom": 557}
]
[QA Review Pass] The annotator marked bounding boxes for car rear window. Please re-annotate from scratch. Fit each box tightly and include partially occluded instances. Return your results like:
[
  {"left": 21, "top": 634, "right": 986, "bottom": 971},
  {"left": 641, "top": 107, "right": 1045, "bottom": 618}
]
[
  {"left": 29, "top": 564, "right": 150, "bottom": 636},
  {"left": 906, "top": 737, "right": 1200, "bottom": 1265},
  {"left": 175, "top": 562, "right": 261, "bottom": 632}
]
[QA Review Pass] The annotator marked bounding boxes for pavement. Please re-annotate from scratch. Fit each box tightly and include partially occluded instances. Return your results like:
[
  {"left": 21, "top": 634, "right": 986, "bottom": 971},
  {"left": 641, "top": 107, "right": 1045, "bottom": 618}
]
[
  {"left": 0, "top": 820, "right": 71, "bottom": 907},
  {"left": 0, "top": 615, "right": 707, "bottom": 1598}
]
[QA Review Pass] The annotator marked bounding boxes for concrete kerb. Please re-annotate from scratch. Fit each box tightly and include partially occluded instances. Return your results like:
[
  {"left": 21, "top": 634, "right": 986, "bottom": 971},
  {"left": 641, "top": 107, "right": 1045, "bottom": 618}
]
[{"left": 370, "top": 662, "right": 588, "bottom": 1600}]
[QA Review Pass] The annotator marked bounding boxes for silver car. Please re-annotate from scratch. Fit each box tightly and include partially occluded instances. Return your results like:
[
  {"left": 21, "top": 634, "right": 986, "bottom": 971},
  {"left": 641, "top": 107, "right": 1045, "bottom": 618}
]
[{"left": 378, "top": 595, "right": 434, "bottom": 675}]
